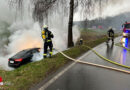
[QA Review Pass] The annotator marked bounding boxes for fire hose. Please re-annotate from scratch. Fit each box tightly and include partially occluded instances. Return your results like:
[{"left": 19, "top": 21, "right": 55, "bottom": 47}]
[
  {"left": 54, "top": 46, "right": 130, "bottom": 74},
  {"left": 83, "top": 45, "right": 130, "bottom": 69},
  {"left": 39, "top": 42, "right": 130, "bottom": 90},
  {"left": 115, "top": 43, "right": 130, "bottom": 51}
]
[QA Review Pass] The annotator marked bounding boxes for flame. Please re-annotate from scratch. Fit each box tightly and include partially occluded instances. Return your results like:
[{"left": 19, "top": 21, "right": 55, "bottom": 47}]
[
  {"left": 7, "top": 24, "right": 43, "bottom": 54},
  {"left": 15, "top": 35, "right": 43, "bottom": 52}
]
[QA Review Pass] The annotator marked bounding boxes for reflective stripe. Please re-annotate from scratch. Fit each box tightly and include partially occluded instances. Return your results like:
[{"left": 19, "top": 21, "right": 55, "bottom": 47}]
[
  {"left": 47, "top": 40, "right": 52, "bottom": 42},
  {"left": 49, "top": 52, "right": 53, "bottom": 55},
  {"left": 43, "top": 54, "right": 47, "bottom": 56}
]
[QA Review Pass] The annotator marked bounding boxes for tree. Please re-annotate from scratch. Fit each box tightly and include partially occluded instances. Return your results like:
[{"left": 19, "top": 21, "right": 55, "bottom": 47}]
[
  {"left": 10, "top": 0, "right": 106, "bottom": 48},
  {"left": 67, "top": 0, "right": 106, "bottom": 48},
  {"left": 68, "top": 0, "right": 74, "bottom": 48}
]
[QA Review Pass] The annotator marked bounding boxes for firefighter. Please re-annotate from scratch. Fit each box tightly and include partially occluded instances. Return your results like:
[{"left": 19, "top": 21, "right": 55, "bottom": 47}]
[
  {"left": 106, "top": 27, "right": 114, "bottom": 43},
  {"left": 42, "top": 25, "right": 54, "bottom": 58},
  {"left": 79, "top": 38, "right": 83, "bottom": 45}
]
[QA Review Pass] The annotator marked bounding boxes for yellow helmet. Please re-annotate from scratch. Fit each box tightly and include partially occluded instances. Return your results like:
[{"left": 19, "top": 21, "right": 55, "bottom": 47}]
[
  {"left": 43, "top": 25, "right": 48, "bottom": 30},
  {"left": 109, "top": 26, "right": 112, "bottom": 29}
]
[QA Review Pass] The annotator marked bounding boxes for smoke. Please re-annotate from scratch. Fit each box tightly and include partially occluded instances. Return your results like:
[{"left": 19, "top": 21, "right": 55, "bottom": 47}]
[
  {"left": 0, "top": 55, "right": 14, "bottom": 71},
  {"left": 7, "top": 22, "right": 43, "bottom": 54},
  {"left": 1, "top": 0, "right": 130, "bottom": 70},
  {"left": 0, "top": 0, "right": 80, "bottom": 70}
]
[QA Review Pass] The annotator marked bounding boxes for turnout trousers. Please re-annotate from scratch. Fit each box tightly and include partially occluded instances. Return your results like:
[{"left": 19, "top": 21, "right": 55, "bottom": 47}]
[
  {"left": 107, "top": 36, "right": 114, "bottom": 43},
  {"left": 43, "top": 41, "right": 53, "bottom": 58}
]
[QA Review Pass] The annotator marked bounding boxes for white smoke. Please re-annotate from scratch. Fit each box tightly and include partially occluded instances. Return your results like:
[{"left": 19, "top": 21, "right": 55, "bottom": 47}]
[
  {"left": 0, "top": 0, "right": 80, "bottom": 70},
  {"left": 2, "top": 0, "right": 130, "bottom": 70},
  {"left": 8, "top": 22, "right": 43, "bottom": 54},
  {"left": 0, "top": 55, "right": 14, "bottom": 71},
  {"left": 0, "top": 0, "right": 15, "bottom": 23}
]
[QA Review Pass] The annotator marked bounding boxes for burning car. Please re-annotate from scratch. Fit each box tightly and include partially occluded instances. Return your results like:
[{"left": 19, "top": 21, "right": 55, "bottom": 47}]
[
  {"left": 122, "top": 22, "right": 130, "bottom": 37},
  {"left": 8, "top": 48, "right": 41, "bottom": 67}
]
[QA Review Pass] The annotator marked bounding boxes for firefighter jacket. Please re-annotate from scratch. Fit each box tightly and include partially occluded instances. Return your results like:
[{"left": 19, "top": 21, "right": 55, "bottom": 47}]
[
  {"left": 107, "top": 29, "right": 114, "bottom": 37},
  {"left": 42, "top": 30, "right": 54, "bottom": 42}
]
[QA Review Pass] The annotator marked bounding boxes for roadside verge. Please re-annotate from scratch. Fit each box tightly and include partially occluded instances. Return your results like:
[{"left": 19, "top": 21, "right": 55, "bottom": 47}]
[{"left": 0, "top": 33, "right": 120, "bottom": 90}]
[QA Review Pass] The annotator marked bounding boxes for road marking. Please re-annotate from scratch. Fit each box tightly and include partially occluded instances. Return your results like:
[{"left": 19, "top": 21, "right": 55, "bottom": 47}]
[
  {"left": 39, "top": 62, "right": 76, "bottom": 90},
  {"left": 84, "top": 45, "right": 130, "bottom": 69},
  {"left": 39, "top": 50, "right": 91, "bottom": 90},
  {"left": 39, "top": 42, "right": 130, "bottom": 90}
]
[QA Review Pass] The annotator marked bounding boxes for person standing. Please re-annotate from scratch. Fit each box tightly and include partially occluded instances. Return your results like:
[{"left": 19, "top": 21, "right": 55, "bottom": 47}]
[
  {"left": 42, "top": 25, "right": 54, "bottom": 58},
  {"left": 107, "top": 27, "right": 115, "bottom": 43},
  {"left": 79, "top": 38, "right": 83, "bottom": 45}
]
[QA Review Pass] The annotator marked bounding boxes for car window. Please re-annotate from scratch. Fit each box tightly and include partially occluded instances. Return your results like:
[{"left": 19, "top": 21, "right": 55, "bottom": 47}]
[
  {"left": 12, "top": 48, "right": 38, "bottom": 59},
  {"left": 13, "top": 50, "right": 30, "bottom": 59}
]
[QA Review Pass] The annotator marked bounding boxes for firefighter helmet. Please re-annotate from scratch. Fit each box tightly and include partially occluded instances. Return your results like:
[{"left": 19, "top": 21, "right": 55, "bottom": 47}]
[
  {"left": 43, "top": 25, "right": 48, "bottom": 29},
  {"left": 109, "top": 26, "right": 112, "bottom": 29}
]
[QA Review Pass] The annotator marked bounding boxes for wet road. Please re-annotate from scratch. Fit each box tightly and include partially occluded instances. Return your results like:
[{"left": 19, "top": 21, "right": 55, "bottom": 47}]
[{"left": 41, "top": 37, "right": 130, "bottom": 90}]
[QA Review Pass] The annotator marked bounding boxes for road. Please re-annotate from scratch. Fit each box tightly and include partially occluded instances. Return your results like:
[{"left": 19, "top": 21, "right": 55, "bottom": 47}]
[{"left": 35, "top": 37, "right": 130, "bottom": 90}]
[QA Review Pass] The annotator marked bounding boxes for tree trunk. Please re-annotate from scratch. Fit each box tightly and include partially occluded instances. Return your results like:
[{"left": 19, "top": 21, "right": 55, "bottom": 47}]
[{"left": 68, "top": 0, "right": 74, "bottom": 48}]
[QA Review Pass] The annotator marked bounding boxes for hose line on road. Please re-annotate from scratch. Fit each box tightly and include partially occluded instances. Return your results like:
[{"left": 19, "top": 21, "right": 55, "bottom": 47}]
[
  {"left": 40, "top": 45, "right": 130, "bottom": 90},
  {"left": 83, "top": 45, "right": 130, "bottom": 69},
  {"left": 115, "top": 43, "right": 130, "bottom": 51},
  {"left": 54, "top": 48, "right": 130, "bottom": 74}
]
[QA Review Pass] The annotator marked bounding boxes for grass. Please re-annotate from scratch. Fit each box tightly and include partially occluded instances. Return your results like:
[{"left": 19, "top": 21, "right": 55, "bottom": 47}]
[{"left": 0, "top": 30, "right": 121, "bottom": 90}]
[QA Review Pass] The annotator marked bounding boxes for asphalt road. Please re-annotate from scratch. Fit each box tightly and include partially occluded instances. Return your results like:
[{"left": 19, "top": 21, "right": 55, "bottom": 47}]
[{"left": 37, "top": 37, "right": 130, "bottom": 90}]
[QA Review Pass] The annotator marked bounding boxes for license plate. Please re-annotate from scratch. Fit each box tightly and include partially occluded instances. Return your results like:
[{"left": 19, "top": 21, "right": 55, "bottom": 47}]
[{"left": 10, "top": 61, "right": 14, "bottom": 63}]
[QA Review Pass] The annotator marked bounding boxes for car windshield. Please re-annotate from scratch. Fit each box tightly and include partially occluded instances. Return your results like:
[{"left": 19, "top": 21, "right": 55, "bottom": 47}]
[{"left": 124, "top": 24, "right": 130, "bottom": 28}]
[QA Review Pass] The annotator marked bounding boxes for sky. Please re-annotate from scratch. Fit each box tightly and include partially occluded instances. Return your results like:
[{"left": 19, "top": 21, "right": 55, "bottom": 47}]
[{"left": 74, "top": 0, "right": 130, "bottom": 21}]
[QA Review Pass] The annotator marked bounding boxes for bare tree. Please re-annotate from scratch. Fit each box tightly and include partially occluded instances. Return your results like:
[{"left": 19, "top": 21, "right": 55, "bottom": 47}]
[
  {"left": 33, "top": 0, "right": 57, "bottom": 25},
  {"left": 9, "top": 0, "right": 107, "bottom": 48}
]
